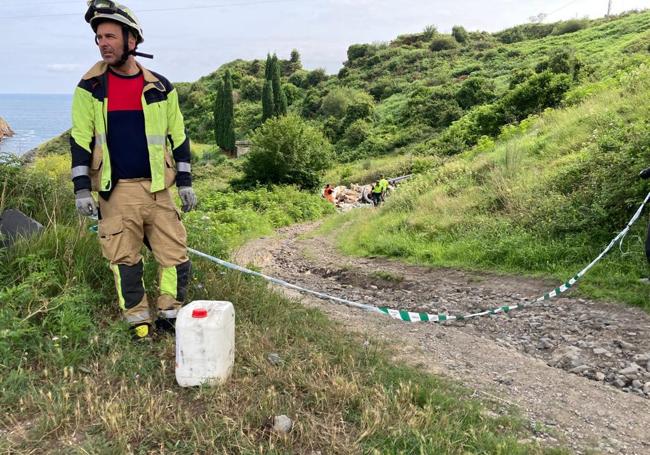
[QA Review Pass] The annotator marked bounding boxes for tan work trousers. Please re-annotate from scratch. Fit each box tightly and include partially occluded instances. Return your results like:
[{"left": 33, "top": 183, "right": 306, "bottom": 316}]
[{"left": 98, "top": 180, "right": 190, "bottom": 325}]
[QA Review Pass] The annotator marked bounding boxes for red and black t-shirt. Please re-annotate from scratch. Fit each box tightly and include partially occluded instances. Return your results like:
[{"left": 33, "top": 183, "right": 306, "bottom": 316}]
[{"left": 107, "top": 68, "right": 150, "bottom": 180}]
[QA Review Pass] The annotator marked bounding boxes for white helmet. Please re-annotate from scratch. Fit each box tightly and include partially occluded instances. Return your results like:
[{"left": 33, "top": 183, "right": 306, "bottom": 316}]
[{"left": 85, "top": 0, "right": 144, "bottom": 44}]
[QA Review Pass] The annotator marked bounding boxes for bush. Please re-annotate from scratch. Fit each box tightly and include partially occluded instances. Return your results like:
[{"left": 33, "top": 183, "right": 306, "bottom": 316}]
[
  {"left": 239, "top": 75, "right": 263, "bottom": 101},
  {"left": 429, "top": 35, "right": 458, "bottom": 51},
  {"left": 301, "top": 89, "right": 322, "bottom": 118},
  {"left": 455, "top": 77, "right": 496, "bottom": 109},
  {"left": 342, "top": 119, "right": 371, "bottom": 147},
  {"left": 451, "top": 25, "right": 469, "bottom": 44},
  {"left": 502, "top": 71, "right": 572, "bottom": 122},
  {"left": 288, "top": 69, "right": 309, "bottom": 88},
  {"left": 306, "top": 68, "right": 328, "bottom": 87},
  {"left": 242, "top": 114, "right": 334, "bottom": 189},
  {"left": 321, "top": 88, "right": 351, "bottom": 118},
  {"left": 551, "top": 19, "right": 589, "bottom": 36},
  {"left": 536, "top": 48, "right": 582, "bottom": 80},
  {"left": 406, "top": 85, "right": 462, "bottom": 128},
  {"left": 347, "top": 44, "right": 371, "bottom": 62}
]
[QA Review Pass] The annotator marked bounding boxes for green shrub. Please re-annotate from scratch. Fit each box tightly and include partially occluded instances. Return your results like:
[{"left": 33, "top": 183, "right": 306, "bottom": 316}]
[
  {"left": 451, "top": 25, "right": 469, "bottom": 44},
  {"left": 239, "top": 75, "right": 263, "bottom": 101},
  {"left": 455, "top": 77, "right": 496, "bottom": 109},
  {"left": 551, "top": 19, "right": 589, "bottom": 36},
  {"left": 242, "top": 114, "right": 334, "bottom": 189},
  {"left": 301, "top": 89, "right": 322, "bottom": 118},
  {"left": 306, "top": 68, "right": 328, "bottom": 87},
  {"left": 287, "top": 69, "right": 308, "bottom": 88},
  {"left": 429, "top": 35, "right": 458, "bottom": 51},
  {"left": 347, "top": 43, "right": 371, "bottom": 62},
  {"left": 342, "top": 119, "right": 371, "bottom": 147},
  {"left": 502, "top": 71, "right": 572, "bottom": 122}
]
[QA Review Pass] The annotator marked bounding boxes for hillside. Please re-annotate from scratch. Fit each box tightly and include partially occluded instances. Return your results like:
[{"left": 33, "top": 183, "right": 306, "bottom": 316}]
[
  {"left": 178, "top": 10, "right": 650, "bottom": 161},
  {"left": 3, "top": 9, "right": 650, "bottom": 453}
]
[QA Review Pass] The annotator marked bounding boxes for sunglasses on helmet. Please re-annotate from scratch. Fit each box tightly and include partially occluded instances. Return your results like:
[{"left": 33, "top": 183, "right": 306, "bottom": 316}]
[{"left": 84, "top": 0, "right": 136, "bottom": 25}]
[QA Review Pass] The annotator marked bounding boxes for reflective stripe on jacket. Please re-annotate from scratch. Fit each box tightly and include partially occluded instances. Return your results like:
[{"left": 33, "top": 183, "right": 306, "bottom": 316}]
[{"left": 70, "top": 61, "right": 191, "bottom": 198}]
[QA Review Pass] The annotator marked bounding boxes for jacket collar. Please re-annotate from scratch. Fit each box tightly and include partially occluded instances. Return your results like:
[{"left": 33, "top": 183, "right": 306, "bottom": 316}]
[{"left": 82, "top": 60, "right": 164, "bottom": 90}]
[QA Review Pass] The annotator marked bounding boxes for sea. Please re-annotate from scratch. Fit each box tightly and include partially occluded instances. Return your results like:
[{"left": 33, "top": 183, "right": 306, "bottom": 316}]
[{"left": 0, "top": 94, "right": 73, "bottom": 156}]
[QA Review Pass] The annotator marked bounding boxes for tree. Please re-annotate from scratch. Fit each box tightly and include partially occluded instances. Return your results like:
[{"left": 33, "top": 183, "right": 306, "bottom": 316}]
[
  {"left": 289, "top": 48, "right": 302, "bottom": 72},
  {"left": 262, "top": 79, "right": 274, "bottom": 122},
  {"left": 213, "top": 80, "right": 223, "bottom": 146},
  {"left": 214, "top": 70, "right": 235, "bottom": 152},
  {"left": 243, "top": 114, "right": 333, "bottom": 189},
  {"left": 271, "top": 57, "right": 288, "bottom": 116},
  {"left": 264, "top": 53, "right": 273, "bottom": 81}
]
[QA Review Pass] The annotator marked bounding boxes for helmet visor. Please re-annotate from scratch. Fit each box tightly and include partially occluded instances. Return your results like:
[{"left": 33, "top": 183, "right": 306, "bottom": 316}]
[{"left": 85, "top": 0, "right": 137, "bottom": 26}]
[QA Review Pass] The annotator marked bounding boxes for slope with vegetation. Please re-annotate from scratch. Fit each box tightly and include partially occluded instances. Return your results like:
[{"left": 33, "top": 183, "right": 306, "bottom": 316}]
[
  {"left": 0, "top": 151, "right": 562, "bottom": 452},
  {"left": 4, "top": 8, "right": 650, "bottom": 452}
]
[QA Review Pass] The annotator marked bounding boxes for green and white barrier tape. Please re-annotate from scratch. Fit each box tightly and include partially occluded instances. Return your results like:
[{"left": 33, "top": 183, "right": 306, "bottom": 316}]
[{"left": 180, "top": 192, "right": 649, "bottom": 323}]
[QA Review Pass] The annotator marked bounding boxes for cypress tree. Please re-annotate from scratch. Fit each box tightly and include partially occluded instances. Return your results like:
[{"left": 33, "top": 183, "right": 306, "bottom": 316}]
[
  {"left": 262, "top": 79, "right": 275, "bottom": 122},
  {"left": 213, "top": 79, "right": 224, "bottom": 146},
  {"left": 264, "top": 53, "right": 273, "bottom": 81},
  {"left": 221, "top": 70, "right": 236, "bottom": 152},
  {"left": 271, "top": 56, "right": 287, "bottom": 116}
]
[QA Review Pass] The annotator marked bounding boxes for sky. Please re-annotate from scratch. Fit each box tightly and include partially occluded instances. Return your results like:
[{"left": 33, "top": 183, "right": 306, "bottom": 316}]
[{"left": 0, "top": 0, "right": 648, "bottom": 93}]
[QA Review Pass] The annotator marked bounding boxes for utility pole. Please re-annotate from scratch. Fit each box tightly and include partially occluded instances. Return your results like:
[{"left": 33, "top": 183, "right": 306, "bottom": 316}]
[{"left": 607, "top": 0, "right": 612, "bottom": 17}]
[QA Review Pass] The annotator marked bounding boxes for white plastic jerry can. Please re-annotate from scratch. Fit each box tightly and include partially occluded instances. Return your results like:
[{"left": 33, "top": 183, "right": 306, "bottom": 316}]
[{"left": 175, "top": 300, "right": 235, "bottom": 387}]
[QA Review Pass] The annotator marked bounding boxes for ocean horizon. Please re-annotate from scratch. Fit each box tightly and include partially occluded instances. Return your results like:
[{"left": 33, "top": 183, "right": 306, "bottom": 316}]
[{"left": 0, "top": 93, "right": 73, "bottom": 156}]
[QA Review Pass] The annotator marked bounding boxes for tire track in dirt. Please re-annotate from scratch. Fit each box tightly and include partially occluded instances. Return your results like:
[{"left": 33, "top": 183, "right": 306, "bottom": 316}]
[{"left": 234, "top": 221, "right": 650, "bottom": 454}]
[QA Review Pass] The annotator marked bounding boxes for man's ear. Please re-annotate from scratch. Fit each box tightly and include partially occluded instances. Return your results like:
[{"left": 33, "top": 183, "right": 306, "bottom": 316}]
[{"left": 128, "top": 32, "right": 137, "bottom": 51}]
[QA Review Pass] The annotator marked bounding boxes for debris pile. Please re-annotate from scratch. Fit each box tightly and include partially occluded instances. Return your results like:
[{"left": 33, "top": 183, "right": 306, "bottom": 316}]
[{"left": 322, "top": 175, "right": 411, "bottom": 212}]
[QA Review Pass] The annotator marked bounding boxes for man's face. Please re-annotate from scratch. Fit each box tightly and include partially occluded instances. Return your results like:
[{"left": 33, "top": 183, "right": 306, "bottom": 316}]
[{"left": 96, "top": 21, "right": 135, "bottom": 65}]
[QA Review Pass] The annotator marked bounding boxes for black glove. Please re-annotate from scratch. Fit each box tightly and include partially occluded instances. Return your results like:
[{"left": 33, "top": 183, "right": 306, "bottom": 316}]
[{"left": 640, "top": 167, "right": 650, "bottom": 180}]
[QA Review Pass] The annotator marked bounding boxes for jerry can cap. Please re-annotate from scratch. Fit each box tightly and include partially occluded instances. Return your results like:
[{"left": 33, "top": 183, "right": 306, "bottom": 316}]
[{"left": 192, "top": 308, "right": 208, "bottom": 318}]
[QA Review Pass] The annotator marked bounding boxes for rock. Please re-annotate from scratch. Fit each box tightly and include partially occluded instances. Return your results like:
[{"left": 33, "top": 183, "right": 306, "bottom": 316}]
[
  {"left": 631, "top": 379, "right": 643, "bottom": 390},
  {"left": 644, "top": 382, "right": 650, "bottom": 394},
  {"left": 595, "top": 372, "right": 606, "bottom": 381},
  {"left": 593, "top": 347, "right": 611, "bottom": 356},
  {"left": 614, "top": 378, "right": 626, "bottom": 388},
  {"left": 0, "top": 116, "right": 14, "bottom": 141},
  {"left": 549, "top": 346, "right": 582, "bottom": 368},
  {"left": 619, "top": 363, "right": 641, "bottom": 376},
  {"left": 616, "top": 340, "right": 635, "bottom": 351},
  {"left": 272, "top": 415, "right": 293, "bottom": 433},
  {"left": 569, "top": 365, "right": 590, "bottom": 374},
  {"left": 632, "top": 353, "right": 650, "bottom": 362},
  {"left": 267, "top": 353, "right": 282, "bottom": 366},
  {"left": 0, "top": 209, "right": 44, "bottom": 248},
  {"left": 538, "top": 338, "right": 554, "bottom": 350}
]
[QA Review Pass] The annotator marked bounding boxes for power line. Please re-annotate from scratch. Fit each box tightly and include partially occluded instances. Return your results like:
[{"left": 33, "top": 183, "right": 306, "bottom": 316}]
[
  {"left": 0, "top": 0, "right": 305, "bottom": 19},
  {"left": 545, "top": 0, "right": 584, "bottom": 18}
]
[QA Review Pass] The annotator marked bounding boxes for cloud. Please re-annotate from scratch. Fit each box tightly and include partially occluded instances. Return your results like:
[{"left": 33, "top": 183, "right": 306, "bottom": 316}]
[{"left": 45, "top": 63, "right": 85, "bottom": 73}]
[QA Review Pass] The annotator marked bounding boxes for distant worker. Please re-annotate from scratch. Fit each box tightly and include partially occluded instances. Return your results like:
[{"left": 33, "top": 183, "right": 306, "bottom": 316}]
[
  {"left": 323, "top": 183, "right": 334, "bottom": 203},
  {"left": 71, "top": 1, "right": 197, "bottom": 339},
  {"left": 378, "top": 174, "right": 389, "bottom": 202},
  {"left": 371, "top": 181, "right": 383, "bottom": 207}
]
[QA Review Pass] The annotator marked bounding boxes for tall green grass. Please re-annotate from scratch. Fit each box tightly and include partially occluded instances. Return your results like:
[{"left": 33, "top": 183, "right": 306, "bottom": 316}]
[
  {"left": 327, "top": 64, "right": 650, "bottom": 309},
  {"left": 0, "top": 161, "right": 565, "bottom": 453}
]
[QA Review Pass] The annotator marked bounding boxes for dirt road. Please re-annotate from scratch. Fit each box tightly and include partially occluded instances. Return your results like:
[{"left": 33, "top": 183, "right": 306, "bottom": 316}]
[{"left": 234, "top": 221, "right": 650, "bottom": 454}]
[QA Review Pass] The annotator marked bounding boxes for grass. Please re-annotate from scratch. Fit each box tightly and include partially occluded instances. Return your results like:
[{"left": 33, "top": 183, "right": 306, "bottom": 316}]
[
  {"left": 0, "top": 158, "right": 567, "bottom": 453},
  {"left": 322, "top": 64, "right": 650, "bottom": 310}
]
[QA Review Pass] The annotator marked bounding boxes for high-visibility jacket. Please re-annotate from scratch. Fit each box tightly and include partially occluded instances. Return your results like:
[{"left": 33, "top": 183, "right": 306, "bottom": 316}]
[
  {"left": 70, "top": 61, "right": 191, "bottom": 199},
  {"left": 379, "top": 178, "right": 389, "bottom": 192}
]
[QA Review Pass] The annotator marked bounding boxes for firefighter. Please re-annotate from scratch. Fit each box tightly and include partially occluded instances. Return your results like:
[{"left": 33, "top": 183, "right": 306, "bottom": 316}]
[{"left": 71, "top": 1, "right": 197, "bottom": 339}]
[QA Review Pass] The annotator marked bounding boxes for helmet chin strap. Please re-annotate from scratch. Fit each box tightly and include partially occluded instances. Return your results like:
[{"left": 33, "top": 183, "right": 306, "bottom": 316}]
[{"left": 112, "top": 26, "right": 153, "bottom": 69}]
